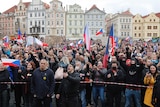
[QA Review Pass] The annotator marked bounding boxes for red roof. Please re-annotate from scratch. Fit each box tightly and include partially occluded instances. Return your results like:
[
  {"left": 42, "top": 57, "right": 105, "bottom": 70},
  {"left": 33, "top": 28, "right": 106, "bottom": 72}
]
[
  {"left": 86, "top": 4, "right": 105, "bottom": 13},
  {"left": 43, "top": 2, "right": 50, "bottom": 9},
  {"left": 155, "top": 13, "right": 160, "bottom": 18},
  {"left": 23, "top": 2, "right": 31, "bottom": 8},
  {"left": 3, "top": 5, "right": 17, "bottom": 14},
  {"left": 121, "top": 10, "right": 133, "bottom": 15}
]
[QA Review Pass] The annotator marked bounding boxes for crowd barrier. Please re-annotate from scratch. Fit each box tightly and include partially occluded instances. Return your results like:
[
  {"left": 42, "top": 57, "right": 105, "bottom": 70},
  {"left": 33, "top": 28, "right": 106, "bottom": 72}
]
[{"left": 0, "top": 81, "right": 152, "bottom": 88}]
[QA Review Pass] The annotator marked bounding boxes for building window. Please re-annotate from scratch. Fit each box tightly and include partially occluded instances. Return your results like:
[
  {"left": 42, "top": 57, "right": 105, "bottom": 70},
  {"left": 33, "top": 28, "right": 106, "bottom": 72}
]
[
  {"left": 92, "top": 22, "right": 94, "bottom": 26},
  {"left": 61, "top": 30, "right": 63, "bottom": 34},
  {"left": 100, "top": 22, "right": 102, "bottom": 26},
  {"left": 96, "top": 22, "right": 98, "bottom": 26},
  {"left": 124, "top": 25, "right": 126, "bottom": 29},
  {"left": 139, "top": 27, "right": 141, "bottom": 30},
  {"left": 96, "top": 15, "right": 98, "bottom": 18},
  {"left": 57, "top": 30, "right": 59, "bottom": 34},
  {"left": 121, "top": 32, "right": 123, "bottom": 36},
  {"left": 147, "top": 33, "right": 151, "bottom": 37},
  {"left": 139, "top": 33, "right": 141, "bottom": 37},
  {"left": 42, "top": 20, "right": 44, "bottom": 25},
  {"left": 120, "top": 18, "right": 122, "bottom": 22},
  {"left": 126, "top": 19, "right": 128, "bottom": 22},
  {"left": 39, "top": 13, "right": 40, "bottom": 17},
  {"left": 80, "top": 28, "right": 82, "bottom": 33},
  {"left": 35, "top": 21, "right": 37, "bottom": 26},
  {"left": 135, "top": 33, "right": 137, "bottom": 37},
  {"left": 70, "top": 15, "right": 72, "bottom": 18},
  {"left": 150, "top": 19, "right": 152, "bottom": 22},
  {"left": 153, "top": 33, "right": 157, "bottom": 37},
  {"left": 80, "top": 15, "right": 82, "bottom": 18},
  {"left": 135, "top": 20, "right": 137, "bottom": 22},
  {"left": 35, "top": 13, "right": 37, "bottom": 17},
  {"left": 48, "top": 21, "right": 50, "bottom": 25},
  {"left": 153, "top": 26, "right": 157, "bottom": 29},
  {"left": 61, "top": 14, "right": 63, "bottom": 17},
  {"left": 57, "top": 21, "right": 59, "bottom": 25},
  {"left": 80, "top": 20, "right": 82, "bottom": 26},
  {"left": 30, "top": 21, "right": 32, "bottom": 26},
  {"left": 30, "top": 13, "right": 32, "bottom": 17},
  {"left": 42, "top": 27, "right": 44, "bottom": 33},
  {"left": 123, "top": 19, "right": 125, "bottom": 22},
  {"left": 75, "top": 28, "right": 77, "bottom": 34},
  {"left": 30, "top": 28, "right": 32, "bottom": 33},
  {"left": 121, "top": 25, "right": 123, "bottom": 29},
  {"left": 69, "top": 21, "right": 72, "bottom": 25},
  {"left": 20, "top": 6, "right": 22, "bottom": 10},
  {"left": 91, "top": 30, "right": 93, "bottom": 35},
  {"left": 75, "top": 15, "right": 77, "bottom": 18},
  {"left": 154, "top": 19, "right": 156, "bottom": 22},
  {"left": 42, "top": 13, "right": 44, "bottom": 16},
  {"left": 124, "top": 32, "right": 126, "bottom": 36},
  {"left": 100, "top": 15, "right": 102, "bottom": 18},
  {"left": 61, "top": 21, "right": 63, "bottom": 25},
  {"left": 128, "top": 25, "right": 130, "bottom": 29},
  {"left": 147, "top": 26, "right": 152, "bottom": 29},
  {"left": 128, "top": 32, "right": 129, "bottom": 36},
  {"left": 39, "top": 21, "right": 40, "bottom": 25},
  {"left": 69, "top": 28, "right": 72, "bottom": 34},
  {"left": 48, "top": 14, "right": 50, "bottom": 18},
  {"left": 75, "top": 20, "right": 77, "bottom": 26},
  {"left": 48, "top": 30, "right": 50, "bottom": 34},
  {"left": 57, "top": 14, "right": 59, "bottom": 17}
]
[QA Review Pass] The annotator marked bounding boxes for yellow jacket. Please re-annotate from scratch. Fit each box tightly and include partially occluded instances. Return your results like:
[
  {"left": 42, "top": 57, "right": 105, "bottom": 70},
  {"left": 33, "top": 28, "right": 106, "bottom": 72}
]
[{"left": 143, "top": 75, "right": 155, "bottom": 107}]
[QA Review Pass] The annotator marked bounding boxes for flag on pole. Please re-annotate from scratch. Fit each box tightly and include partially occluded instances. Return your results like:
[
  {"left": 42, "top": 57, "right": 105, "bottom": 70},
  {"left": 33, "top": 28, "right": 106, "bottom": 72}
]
[
  {"left": 109, "top": 24, "right": 115, "bottom": 55},
  {"left": 17, "top": 28, "right": 22, "bottom": 39},
  {"left": 2, "top": 36, "right": 9, "bottom": 47},
  {"left": 103, "top": 34, "right": 110, "bottom": 68},
  {"left": 96, "top": 28, "right": 103, "bottom": 36},
  {"left": 83, "top": 25, "right": 91, "bottom": 51}
]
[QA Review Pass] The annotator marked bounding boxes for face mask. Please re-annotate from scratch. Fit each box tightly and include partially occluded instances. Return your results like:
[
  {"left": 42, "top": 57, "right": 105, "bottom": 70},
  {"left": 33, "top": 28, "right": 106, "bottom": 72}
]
[{"left": 151, "top": 60, "right": 158, "bottom": 64}]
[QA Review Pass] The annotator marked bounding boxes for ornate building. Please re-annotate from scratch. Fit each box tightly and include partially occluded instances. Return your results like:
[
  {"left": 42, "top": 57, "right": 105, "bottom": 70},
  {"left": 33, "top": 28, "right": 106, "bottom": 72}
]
[{"left": 66, "top": 4, "right": 84, "bottom": 40}]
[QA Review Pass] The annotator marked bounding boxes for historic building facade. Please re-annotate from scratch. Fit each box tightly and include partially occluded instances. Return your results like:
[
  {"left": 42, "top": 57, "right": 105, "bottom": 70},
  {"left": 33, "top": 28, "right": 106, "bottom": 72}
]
[
  {"left": 26, "top": 0, "right": 49, "bottom": 37},
  {"left": 66, "top": 4, "right": 84, "bottom": 39},
  {"left": 84, "top": 5, "right": 106, "bottom": 38},
  {"left": 46, "top": 0, "right": 66, "bottom": 37}
]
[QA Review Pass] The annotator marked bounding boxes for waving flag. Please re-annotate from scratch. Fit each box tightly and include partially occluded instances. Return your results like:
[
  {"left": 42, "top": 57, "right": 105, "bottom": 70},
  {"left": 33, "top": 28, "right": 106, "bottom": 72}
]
[
  {"left": 109, "top": 25, "right": 115, "bottom": 55},
  {"left": 96, "top": 28, "right": 103, "bottom": 36},
  {"left": 17, "top": 28, "right": 22, "bottom": 39},
  {"left": 2, "top": 36, "right": 9, "bottom": 47},
  {"left": 84, "top": 25, "right": 91, "bottom": 51},
  {"left": 1, "top": 58, "right": 20, "bottom": 67},
  {"left": 103, "top": 34, "right": 110, "bottom": 68}
]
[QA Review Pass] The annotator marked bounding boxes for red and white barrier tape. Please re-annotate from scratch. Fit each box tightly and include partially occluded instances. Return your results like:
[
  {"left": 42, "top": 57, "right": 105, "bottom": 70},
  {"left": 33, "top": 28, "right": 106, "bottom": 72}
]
[{"left": 0, "top": 81, "right": 152, "bottom": 88}]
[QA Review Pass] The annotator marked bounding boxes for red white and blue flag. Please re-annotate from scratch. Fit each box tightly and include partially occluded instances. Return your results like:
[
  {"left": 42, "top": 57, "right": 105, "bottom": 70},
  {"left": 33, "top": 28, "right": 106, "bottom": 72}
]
[
  {"left": 17, "top": 28, "right": 22, "bottom": 39},
  {"left": 96, "top": 28, "right": 103, "bottom": 36},
  {"left": 2, "top": 36, "right": 9, "bottom": 47},
  {"left": 109, "top": 25, "right": 115, "bottom": 55},
  {"left": 83, "top": 25, "right": 91, "bottom": 51},
  {"left": 1, "top": 58, "right": 20, "bottom": 67},
  {"left": 103, "top": 25, "right": 114, "bottom": 68}
]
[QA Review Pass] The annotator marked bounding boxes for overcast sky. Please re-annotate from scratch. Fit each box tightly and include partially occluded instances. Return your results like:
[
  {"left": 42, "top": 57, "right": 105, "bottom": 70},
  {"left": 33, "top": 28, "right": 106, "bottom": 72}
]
[{"left": 1, "top": 0, "right": 160, "bottom": 15}]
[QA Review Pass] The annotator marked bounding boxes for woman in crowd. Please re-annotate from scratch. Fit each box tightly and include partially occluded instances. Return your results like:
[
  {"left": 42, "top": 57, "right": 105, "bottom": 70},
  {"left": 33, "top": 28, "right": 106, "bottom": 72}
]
[{"left": 143, "top": 64, "right": 159, "bottom": 107}]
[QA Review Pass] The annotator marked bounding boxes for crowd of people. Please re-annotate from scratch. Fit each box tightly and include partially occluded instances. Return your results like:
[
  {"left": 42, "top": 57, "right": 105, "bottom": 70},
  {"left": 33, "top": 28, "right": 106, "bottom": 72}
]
[{"left": 0, "top": 38, "right": 160, "bottom": 107}]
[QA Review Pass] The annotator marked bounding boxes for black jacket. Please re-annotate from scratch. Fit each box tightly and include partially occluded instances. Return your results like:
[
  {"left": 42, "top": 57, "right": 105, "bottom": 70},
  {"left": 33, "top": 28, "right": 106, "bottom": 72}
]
[
  {"left": 105, "top": 69, "right": 124, "bottom": 93},
  {"left": 0, "top": 69, "right": 10, "bottom": 92},
  {"left": 31, "top": 68, "right": 55, "bottom": 99},
  {"left": 57, "top": 71, "right": 80, "bottom": 97}
]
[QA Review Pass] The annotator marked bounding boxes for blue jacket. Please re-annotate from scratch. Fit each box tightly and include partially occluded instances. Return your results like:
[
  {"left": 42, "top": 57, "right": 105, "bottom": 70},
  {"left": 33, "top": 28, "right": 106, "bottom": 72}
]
[{"left": 31, "top": 68, "right": 55, "bottom": 99}]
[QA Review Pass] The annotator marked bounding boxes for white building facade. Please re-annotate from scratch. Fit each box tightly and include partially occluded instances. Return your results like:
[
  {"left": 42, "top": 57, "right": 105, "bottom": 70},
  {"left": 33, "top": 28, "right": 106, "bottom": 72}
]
[
  {"left": 66, "top": 4, "right": 84, "bottom": 40},
  {"left": 46, "top": 0, "right": 66, "bottom": 37},
  {"left": 84, "top": 5, "right": 106, "bottom": 38},
  {"left": 106, "top": 10, "right": 133, "bottom": 39},
  {"left": 26, "top": 0, "right": 49, "bottom": 37}
]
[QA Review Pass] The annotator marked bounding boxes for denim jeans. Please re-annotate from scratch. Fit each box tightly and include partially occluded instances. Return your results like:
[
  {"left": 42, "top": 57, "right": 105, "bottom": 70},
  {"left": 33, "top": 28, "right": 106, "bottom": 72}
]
[
  {"left": 0, "top": 89, "right": 10, "bottom": 107},
  {"left": 92, "top": 85, "right": 105, "bottom": 107},
  {"left": 80, "top": 89, "right": 86, "bottom": 107},
  {"left": 125, "top": 88, "right": 141, "bottom": 107}
]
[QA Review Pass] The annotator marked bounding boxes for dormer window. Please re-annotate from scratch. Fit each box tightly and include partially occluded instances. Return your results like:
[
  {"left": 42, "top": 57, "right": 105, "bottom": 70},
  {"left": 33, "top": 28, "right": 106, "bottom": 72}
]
[{"left": 20, "top": 6, "right": 22, "bottom": 10}]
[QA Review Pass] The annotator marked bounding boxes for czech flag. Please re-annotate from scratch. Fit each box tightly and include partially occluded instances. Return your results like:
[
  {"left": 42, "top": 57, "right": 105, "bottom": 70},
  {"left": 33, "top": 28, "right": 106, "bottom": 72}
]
[
  {"left": 17, "top": 28, "right": 22, "bottom": 39},
  {"left": 103, "top": 33, "right": 110, "bottom": 68},
  {"left": 83, "top": 24, "right": 91, "bottom": 51},
  {"left": 2, "top": 36, "right": 9, "bottom": 47},
  {"left": 96, "top": 28, "right": 103, "bottom": 36},
  {"left": 34, "top": 38, "right": 48, "bottom": 47},
  {"left": 1, "top": 58, "right": 20, "bottom": 67},
  {"left": 109, "top": 24, "right": 115, "bottom": 55}
]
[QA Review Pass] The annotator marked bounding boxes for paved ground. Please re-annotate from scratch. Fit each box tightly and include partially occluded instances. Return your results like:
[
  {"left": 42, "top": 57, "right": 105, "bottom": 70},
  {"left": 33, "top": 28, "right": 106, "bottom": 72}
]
[{"left": 9, "top": 91, "right": 135, "bottom": 107}]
